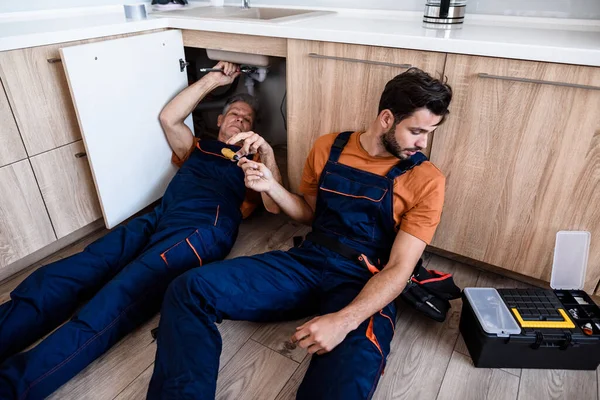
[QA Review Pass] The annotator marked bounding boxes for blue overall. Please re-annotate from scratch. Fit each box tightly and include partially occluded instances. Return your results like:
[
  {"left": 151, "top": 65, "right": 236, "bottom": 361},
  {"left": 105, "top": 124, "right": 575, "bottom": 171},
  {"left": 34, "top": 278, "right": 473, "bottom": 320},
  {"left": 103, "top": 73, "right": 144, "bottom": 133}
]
[
  {"left": 147, "top": 131, "right": 427, "bottom": 400},
  {"left": 0, "top": 140, "right": 252, "bottom": 400}
]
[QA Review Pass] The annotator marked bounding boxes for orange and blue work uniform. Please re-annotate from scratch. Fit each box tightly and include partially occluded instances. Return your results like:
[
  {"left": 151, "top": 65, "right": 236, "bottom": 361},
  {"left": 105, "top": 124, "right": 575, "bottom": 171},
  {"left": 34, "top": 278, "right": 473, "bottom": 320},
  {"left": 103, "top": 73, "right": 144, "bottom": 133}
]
[
  {"left": 147, "top": 131, "right": 445, "bottom": 399},
  {"left": 0, "top": 139, "right": 256, "bottom": 400}
]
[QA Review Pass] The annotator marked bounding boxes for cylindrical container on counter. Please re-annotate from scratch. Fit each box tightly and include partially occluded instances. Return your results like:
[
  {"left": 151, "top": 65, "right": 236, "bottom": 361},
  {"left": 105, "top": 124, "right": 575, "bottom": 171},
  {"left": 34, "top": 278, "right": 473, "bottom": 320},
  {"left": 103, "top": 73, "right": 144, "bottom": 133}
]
[
  {"left": 423, "top": 0, "right": 466, "bottom": 28},
  {"left": 124, "top": 3, "right": 148, "bottom": 20}
]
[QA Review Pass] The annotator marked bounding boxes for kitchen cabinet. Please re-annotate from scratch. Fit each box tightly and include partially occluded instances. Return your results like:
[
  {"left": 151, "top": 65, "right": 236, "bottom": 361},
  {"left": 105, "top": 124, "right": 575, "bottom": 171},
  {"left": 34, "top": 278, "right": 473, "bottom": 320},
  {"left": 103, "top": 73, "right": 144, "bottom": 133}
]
[
  {"left": 0, "top": 160, "right": 56, "bottom": 268},
  {"left": 0, "top": 31, "right": 163, "bottom": 157},
  {"left": 0, "top": 41, "right": 83, "bottom": 156},
  {"left": 429, "top": 54, "right": 600, "bottom": 292},
  {"left": 30, "top": 141, "right": 102, "bottom": 239},
  {"left": 0, "top": 78, "right": 26, "bottom": 167},
  {"left": 286, "top": 39, "right": 446, "bottom": 192},
  {"left": 0, "top": 31, "right": 163, "bottom": 275}
]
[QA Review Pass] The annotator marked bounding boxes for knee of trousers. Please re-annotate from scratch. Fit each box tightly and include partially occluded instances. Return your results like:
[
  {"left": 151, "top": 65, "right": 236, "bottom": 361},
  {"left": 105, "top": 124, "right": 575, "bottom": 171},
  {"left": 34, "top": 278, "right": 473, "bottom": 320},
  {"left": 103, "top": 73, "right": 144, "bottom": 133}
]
[{"left": 162, "top": 270, "right": 213, "bottom": 316}]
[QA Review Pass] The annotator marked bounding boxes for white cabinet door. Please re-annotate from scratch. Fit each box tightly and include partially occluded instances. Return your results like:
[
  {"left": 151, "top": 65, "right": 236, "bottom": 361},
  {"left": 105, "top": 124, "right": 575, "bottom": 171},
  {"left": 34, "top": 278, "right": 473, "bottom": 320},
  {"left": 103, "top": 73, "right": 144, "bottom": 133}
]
[{"left": 60, "top": 30, "right": 193, "bottom": 229}]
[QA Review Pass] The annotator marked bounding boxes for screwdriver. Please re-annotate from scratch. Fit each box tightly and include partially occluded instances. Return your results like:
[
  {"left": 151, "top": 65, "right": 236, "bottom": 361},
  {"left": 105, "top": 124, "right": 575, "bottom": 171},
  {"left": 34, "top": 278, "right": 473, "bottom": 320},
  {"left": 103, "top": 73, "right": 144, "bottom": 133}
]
[
  {"left": 221, "top": 149, "right": 258, "bottom": 169},
  {"left": 221, "top": 148, "right": 240, "bottom": 161}
]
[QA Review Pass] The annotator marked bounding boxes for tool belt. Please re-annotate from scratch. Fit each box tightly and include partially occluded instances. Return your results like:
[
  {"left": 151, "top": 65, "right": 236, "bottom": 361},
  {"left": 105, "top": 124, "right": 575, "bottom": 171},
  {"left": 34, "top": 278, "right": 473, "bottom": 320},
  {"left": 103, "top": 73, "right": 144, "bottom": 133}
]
[{"left": 304, "top": 231, "right": 461, "bottom": 322}]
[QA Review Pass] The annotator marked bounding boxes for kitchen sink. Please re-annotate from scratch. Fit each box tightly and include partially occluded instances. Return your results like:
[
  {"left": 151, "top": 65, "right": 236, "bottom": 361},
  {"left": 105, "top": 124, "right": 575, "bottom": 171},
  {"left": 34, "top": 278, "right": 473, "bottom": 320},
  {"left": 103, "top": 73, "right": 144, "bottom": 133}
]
[
  {"left": 152, "top": 6, "right": 332, "bottom": 23},
  {"left": 226, "top": 8, "right": 316, "bottom": 20}
]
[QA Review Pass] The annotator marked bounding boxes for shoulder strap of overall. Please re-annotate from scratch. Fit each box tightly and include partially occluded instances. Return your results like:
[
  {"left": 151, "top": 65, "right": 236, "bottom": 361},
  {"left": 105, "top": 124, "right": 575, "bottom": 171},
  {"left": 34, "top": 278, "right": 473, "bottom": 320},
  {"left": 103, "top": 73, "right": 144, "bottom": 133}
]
[
  {"left": 327, "top": 131, "right": 354, "bottom": 162},
  {"left": 386, "top": 152, "right": 428, "bottom": 180}
]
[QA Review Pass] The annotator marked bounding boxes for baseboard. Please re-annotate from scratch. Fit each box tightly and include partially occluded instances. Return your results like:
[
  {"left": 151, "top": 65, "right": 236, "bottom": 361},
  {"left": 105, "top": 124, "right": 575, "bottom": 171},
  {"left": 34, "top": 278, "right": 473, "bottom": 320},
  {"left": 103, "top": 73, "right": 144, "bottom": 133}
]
[{"left": 0, "top": 219, "right": 105, "bottom": 284}]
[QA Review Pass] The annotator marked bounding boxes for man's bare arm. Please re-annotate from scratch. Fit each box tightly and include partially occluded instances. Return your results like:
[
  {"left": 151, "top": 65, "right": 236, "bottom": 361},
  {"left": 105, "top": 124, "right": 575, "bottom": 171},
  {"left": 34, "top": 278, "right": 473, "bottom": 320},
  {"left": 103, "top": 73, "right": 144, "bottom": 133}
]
[
  {"left": 159, "top": 62, "right": 239, "bottom": 160},
  {"left": 257, "top": 148, "right": 283, "bottom": 214},
  {"left": 265, "top": 180, "right": 316, "bottom": 224},
  {"left": 238, "top": 158, "right": 316, "bottom": 224},
  {"left": 334, "top": 230, "right": 425, "bottom": 330}
]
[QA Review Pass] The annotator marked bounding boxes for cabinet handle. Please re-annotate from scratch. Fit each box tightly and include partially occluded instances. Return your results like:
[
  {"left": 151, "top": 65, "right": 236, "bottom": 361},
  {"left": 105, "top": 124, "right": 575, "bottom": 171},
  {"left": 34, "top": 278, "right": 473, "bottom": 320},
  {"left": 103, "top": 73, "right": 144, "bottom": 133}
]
[
  {"left": 179, "top": 58, "right": 189, "bottom": 72},
  {"left": 478, "top": 73, "right": 600, "bottom": 91},
  {"left": 74, "top": 152, "right": 87, "bottom": 158},
  {"left": 47, "top": 58, "right": 62, "bottom": 64},
  {"left": 308, "top": 53, "right": 412, "bottom": 69}
]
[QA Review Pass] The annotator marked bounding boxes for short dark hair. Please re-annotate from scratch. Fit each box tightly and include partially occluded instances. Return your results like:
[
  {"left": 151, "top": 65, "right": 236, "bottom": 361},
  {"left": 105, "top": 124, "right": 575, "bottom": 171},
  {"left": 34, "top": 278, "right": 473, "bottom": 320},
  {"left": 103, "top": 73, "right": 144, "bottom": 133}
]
[
  {"left": 378, "top": 68, "right": 452, "bottom": 125},
  {"left": 222, "top": 93, "right": 260, "bottom": 119}
]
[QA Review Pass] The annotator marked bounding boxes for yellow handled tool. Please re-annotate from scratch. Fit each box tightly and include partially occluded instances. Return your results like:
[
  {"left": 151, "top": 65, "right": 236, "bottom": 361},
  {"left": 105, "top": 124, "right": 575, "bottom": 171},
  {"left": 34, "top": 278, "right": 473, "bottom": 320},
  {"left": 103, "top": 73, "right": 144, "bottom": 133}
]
[{"left": 221, "top": 148, "right": 240, "bottom": 161}]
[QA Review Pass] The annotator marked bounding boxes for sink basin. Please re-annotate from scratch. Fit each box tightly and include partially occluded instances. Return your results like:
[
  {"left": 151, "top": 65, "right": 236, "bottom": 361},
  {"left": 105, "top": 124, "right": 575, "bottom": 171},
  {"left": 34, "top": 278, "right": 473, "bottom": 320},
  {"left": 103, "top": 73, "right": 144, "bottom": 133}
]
[
  {"left": 227, "top": 8, "right": 316, "bottom": 20},
  {"left": 152, "top": 6, "right": 332, "bottom": 23}
]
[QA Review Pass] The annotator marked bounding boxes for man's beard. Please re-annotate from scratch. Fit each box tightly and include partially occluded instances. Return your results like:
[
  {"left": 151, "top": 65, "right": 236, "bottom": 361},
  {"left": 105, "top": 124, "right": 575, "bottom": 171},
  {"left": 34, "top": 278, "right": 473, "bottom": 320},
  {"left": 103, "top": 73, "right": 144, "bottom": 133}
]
[{"left": 381, "top": 125, "right": 421, "bottom": 160}]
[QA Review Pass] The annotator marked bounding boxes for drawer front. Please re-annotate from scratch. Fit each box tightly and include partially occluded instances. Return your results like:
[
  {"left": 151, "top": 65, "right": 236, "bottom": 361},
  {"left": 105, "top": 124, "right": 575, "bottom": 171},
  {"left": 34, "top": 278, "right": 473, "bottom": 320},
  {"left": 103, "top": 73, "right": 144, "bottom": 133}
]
[
  {"left": 0, "top": 160, "right": 56, "bottom": 268},
  {"left": 0, "top": 41, "right": 82, "bottom": 156},
  {"left": 30, "top": 141, "right": 102, "bottom": 239}
]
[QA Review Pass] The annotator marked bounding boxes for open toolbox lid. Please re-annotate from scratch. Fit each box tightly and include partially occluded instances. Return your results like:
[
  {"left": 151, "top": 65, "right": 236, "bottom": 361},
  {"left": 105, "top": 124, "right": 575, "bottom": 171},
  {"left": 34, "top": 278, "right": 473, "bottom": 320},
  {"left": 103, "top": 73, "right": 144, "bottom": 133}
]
[
  {"left": 550, "top": 231, "right": 591, "bottom": 291},
  {"left": 464, "top": 288, "right": 521, "bottom": 337}
]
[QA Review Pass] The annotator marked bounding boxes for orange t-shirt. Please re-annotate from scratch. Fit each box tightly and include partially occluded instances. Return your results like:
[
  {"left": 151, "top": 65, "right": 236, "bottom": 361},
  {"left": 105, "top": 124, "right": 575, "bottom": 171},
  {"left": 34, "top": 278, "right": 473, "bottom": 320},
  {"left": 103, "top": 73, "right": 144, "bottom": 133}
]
[
  {"left": 299, "top": 132, "right": 445, "bottom": 244},
  {"left": 171, "top": 138, "right": 261, "bottom": 218}
]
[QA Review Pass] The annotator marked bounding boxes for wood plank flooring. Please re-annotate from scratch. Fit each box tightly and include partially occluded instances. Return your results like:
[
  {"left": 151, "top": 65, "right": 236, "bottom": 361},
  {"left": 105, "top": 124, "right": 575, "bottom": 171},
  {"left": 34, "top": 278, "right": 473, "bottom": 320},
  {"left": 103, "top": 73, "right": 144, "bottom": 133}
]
[{"left": 1, "top": 211, "right": 598, "bottom": 400}]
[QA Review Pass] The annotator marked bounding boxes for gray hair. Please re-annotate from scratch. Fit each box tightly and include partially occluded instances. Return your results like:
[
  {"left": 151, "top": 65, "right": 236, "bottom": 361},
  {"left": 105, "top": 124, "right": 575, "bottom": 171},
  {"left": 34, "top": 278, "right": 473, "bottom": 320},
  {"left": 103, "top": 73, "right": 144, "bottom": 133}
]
[{"left": 222, "top": 93, "right": 260, "bottom": 120}]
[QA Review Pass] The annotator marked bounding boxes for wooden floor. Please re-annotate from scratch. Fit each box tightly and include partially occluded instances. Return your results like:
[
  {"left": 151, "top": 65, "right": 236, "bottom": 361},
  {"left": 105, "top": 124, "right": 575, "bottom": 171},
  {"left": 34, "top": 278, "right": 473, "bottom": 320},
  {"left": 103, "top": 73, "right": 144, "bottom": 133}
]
[{"left": 1, "top": 211, "right": 599, "bottom": 400}]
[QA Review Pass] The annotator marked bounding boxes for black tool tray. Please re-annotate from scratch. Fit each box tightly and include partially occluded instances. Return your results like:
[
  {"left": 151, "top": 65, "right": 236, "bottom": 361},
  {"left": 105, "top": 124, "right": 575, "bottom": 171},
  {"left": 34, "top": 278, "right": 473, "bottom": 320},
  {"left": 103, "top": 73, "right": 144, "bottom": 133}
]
[
  {"left": 460, "top": 288, "right": 600, "bottom": 370},
  {"left": 460, "top": 231, "right": 600, "bottom": 370}
]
